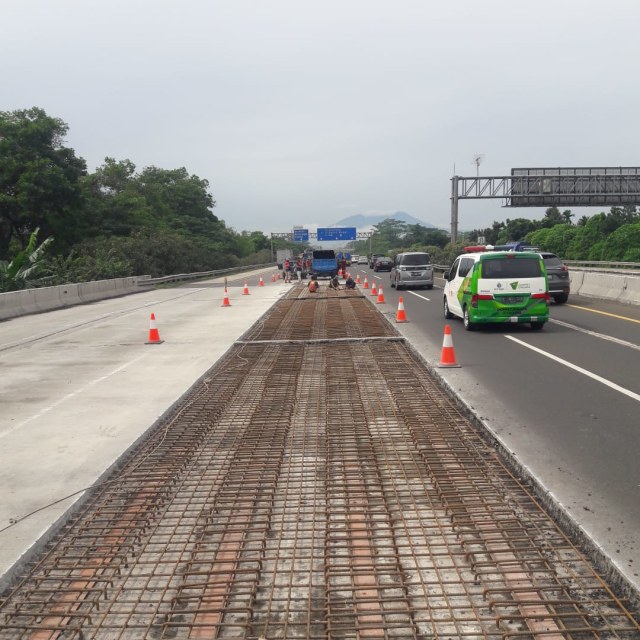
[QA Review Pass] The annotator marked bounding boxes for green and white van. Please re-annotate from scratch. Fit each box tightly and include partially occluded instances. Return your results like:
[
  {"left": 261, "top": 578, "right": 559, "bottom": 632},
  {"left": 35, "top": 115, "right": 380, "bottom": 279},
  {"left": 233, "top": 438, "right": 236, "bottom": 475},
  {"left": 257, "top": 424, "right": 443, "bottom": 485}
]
[{"left": 443, "top": 250, "right": 549, "bottom": 330}]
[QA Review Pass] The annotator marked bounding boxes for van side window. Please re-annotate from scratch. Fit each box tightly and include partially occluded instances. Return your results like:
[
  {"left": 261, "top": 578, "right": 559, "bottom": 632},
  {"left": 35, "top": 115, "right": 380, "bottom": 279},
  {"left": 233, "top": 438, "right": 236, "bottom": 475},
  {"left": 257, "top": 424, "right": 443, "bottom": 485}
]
[
  {"left": 458, "top": 258, "right": 474, "bottom": 278},
  {"left": 449, "top": 258, "right": 460, "bottom": 280}
]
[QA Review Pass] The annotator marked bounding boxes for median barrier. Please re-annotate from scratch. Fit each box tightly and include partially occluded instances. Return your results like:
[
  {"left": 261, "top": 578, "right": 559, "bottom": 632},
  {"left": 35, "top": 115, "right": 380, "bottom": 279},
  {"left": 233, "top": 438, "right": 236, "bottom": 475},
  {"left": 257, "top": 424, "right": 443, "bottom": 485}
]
[
  {"left": 78, "top": 279, "right": 118, "bottom": 303},
  {"left": 619, "top": 275, "right": 640, "bottom": 305}
]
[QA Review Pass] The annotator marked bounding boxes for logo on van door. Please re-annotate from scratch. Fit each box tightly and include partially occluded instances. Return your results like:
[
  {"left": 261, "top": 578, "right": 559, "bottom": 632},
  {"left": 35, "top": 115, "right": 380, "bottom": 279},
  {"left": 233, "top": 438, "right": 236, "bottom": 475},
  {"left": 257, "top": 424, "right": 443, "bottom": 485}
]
[{"left": 510, "top": 282, "right": 518, "bottom": 290}]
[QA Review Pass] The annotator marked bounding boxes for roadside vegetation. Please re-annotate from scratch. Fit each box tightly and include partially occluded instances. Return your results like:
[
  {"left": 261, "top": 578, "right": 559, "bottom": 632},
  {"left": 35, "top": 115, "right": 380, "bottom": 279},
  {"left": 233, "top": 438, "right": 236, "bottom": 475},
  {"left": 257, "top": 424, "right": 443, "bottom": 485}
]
[
  {"left": 349, "top": 207, "right": 640, "bottom": 265},
  {"left": 0, "top": 107, "right": 271, "bottom": 291}
]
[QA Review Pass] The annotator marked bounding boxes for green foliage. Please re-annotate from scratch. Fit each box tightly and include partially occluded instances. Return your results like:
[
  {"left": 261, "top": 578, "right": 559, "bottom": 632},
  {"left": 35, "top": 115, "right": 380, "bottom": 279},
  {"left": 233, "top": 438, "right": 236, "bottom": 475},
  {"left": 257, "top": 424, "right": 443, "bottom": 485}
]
[
  {"left": 0, "top": 228, "right": 53, "bottom": 291},
  {"left": 0, "top": 107, "right": 87, "bottom": 259}
]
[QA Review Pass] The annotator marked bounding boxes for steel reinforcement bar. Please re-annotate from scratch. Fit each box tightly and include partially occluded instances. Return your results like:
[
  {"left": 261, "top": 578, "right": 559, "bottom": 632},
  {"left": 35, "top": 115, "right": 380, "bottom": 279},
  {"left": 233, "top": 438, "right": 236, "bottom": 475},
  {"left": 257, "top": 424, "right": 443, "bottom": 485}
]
[{"left": 0, "top": 285, "right": 638, "bottom": 638}]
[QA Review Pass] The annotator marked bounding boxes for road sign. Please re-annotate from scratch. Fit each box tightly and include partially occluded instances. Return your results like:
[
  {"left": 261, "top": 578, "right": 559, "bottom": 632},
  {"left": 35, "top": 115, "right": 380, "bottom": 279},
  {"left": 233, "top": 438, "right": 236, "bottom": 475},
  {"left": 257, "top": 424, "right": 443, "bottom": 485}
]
[
  {"left": 317, "top": 227, "right": 357, "bottom": 241},
  {"left": 293, "top": 229, "right": 309, "bottom": 242}
]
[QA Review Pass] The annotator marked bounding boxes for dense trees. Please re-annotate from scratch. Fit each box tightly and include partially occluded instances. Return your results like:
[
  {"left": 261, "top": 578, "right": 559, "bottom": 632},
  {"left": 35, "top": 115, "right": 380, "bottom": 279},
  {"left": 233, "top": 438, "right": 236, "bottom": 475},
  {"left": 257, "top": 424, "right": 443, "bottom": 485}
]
[{"left": 0, "top": 108, "right": 271, "bottom": 289}]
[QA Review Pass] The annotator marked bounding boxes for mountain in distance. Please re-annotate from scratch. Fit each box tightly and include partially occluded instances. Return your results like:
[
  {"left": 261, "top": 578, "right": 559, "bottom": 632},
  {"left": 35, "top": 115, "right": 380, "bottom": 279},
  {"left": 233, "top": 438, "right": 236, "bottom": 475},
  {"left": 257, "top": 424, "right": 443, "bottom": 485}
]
[{"left": 334, "top": 211, "right": 437, "bottom": 229}]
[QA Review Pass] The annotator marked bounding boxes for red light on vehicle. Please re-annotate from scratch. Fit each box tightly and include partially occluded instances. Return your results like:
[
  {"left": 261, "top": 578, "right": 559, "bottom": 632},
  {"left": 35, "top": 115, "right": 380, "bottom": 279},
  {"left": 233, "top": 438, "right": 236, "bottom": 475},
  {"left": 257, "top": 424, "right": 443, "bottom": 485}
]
[
  {"left": 532, "top": 292, "right": 551, "bottom": 303},
  {"left": 471, "top": 294, "right": 493, "bottom": 307}
]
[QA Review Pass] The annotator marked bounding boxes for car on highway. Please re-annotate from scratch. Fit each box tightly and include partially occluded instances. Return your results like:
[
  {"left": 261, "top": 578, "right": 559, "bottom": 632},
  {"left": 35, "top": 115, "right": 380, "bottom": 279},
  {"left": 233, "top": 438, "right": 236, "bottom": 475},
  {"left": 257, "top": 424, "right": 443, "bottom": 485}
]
[
  {"left": 540, "top": 252, "right": 570, "bottom": 303},
  {"left": 357, "top": 255, "right": 368, "bottom": 264},
  {"left": 368, "top": 253, "right": 385, "bottom": 268},
  {"left": 390, "top": 252, "right": 433, "bottom": 289},
  {"left": 351, "top": 255, "right": 360, "bottom": 264},
  {"left": 373, "top": 257, "right": 393, "bottom": 272},
  {"left": 443, "top": 249, "right": 549, "bottom": 330}
]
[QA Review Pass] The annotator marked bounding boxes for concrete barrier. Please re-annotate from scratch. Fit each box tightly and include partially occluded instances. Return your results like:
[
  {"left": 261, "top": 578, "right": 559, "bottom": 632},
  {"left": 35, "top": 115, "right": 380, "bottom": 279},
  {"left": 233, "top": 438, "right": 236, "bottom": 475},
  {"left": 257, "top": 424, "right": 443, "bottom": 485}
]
[
  {"left": 569, "top": 270, "right": 640, "bottom": 306},
  {"left": 0, "top": 278, "right": 147, "bottom": 321}
]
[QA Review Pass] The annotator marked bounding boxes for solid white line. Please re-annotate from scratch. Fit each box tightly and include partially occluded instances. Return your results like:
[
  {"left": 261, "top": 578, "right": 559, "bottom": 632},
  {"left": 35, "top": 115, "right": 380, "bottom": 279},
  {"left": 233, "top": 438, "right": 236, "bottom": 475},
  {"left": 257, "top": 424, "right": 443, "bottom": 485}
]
[
  {"left": 549, "top": 318, "right": 640, "bottom": 352},
  {"left": 505, "top": 336, "right": 640, "bottom": 403},
  {"left": 407, "top": 291, "right": 431, "bottom": 302},
  {"left": 0, "top": 354, "right": 149, "bottom": 440}
]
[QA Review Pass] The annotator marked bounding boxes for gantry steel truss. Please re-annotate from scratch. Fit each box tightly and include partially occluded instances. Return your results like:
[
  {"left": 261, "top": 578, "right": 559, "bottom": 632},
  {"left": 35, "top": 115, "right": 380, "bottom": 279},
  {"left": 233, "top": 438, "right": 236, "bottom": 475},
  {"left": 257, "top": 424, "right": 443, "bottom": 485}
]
[{"left": 450, "top": 167, "right": 640, "bottom": 244}]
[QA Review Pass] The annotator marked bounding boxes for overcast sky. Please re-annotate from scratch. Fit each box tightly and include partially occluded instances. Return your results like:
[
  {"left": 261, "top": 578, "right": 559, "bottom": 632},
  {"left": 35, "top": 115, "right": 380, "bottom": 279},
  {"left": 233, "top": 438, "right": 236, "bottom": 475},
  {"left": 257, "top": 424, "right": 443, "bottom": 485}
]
[{"left": 3, "top": 0, "right": 639, "bottom": 235}]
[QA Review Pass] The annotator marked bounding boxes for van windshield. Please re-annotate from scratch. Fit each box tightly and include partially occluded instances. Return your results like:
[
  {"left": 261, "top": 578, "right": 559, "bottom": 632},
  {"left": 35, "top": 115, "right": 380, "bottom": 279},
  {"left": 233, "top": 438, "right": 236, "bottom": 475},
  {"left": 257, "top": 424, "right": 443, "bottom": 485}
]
[
  {"left": 313, "top": 250, "right": 336, "bottom": 259},
  {"left": 481, "top": 257, "right": 542, "bottom": 279},
  {"left": 402, "top": 254, "right": 430, "bottom": 265}
]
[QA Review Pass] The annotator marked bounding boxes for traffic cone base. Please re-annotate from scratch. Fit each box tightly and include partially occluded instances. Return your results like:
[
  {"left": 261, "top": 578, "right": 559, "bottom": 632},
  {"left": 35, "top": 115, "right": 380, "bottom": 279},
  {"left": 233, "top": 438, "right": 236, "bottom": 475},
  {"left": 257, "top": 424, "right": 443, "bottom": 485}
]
[
  {"left": 221, "top": 289, "right": 231, "bottom": 306},
  {"left": 356, "top": 274, "right": 361, "bottom": 284},
  {"left": 396, "top": 297, "right": 407, "bottom": 323},
  {"left": 363, "top": 277, "right": 369, "bottom": 289},
  {"left": 243, "top": 282, "right": 250, "bottom": 295},
  {"left": 438, "top": 325, "right": 461, "bottom": 368},
  {"left": 259, "top": 276, "right": 264, "bottom": 286},
  {"left": 145, "top": 313, "right": 164, "bottom": 344}
]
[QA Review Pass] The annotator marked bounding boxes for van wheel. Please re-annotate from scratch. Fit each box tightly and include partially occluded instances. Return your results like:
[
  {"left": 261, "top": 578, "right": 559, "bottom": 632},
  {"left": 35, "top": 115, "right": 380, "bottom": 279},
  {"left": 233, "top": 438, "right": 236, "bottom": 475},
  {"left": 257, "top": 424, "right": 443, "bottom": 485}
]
[
  {"left": 426, "top": 284, "right": 433, "bottom": 290},
  {"left": 463, "top": 306, "right": 475, "bottom": 331},
  {"left": 444, "top": 297, "right": 454, "bottom": 319},
  {"left": 530, "top": 321, "right": 545, "bottom": 330},
  {"left": 554, "top": 294, "right": 568, "bottom": 304}
]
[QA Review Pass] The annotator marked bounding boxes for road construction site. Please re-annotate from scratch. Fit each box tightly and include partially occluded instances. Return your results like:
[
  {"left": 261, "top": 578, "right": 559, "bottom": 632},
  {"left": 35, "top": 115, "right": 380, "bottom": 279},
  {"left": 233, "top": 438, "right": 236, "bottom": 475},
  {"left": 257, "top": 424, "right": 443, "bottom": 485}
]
[{"left": 1, "top": 279, "right": 638, "bottom": 639}]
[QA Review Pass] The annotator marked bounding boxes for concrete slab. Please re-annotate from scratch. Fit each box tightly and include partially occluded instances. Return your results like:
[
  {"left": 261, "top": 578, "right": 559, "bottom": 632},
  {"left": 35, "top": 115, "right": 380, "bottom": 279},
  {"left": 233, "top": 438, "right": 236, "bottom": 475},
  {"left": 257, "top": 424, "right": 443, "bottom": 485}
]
[{"left": 0, "top": 269, "right": 291, "bottom": 586}]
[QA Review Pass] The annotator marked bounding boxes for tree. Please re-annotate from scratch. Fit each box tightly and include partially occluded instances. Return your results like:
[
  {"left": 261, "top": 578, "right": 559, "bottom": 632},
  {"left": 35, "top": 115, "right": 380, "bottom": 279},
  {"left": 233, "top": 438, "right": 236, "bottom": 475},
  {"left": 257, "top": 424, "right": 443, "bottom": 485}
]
[{"left": 0, "top": 108, "right": 87, "bottom": 259}]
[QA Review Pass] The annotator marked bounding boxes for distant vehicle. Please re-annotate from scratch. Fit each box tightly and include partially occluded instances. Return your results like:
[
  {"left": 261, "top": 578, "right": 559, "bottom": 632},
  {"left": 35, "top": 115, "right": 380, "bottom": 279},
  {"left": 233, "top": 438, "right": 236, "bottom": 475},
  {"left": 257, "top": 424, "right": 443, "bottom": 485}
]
[
  {"left": 373, "top": 257, "right": 393, "bottom": 272},
  {"left": 357, "top": 256, "right": 368, "bottom": 265},
  {"left": 368, "top": 253, "right": 385, "bottom": 268},
  {"left": 311, "top": 249, "right": 338, "bottom": 278},
  {"left": 443, "top": 250, "right": 549, "bottom": 330},
  {"left": 540, "top": 252, "right": 570, "bottom": 303},
  {"left": 351, "top": 255, "right": 360, "bottom": 264},
  {"left": 276, "top": 249, "right": 293, "bottom": 270},
  {"left": 390, "top": 252, "right": 433, "bottom": 290}
]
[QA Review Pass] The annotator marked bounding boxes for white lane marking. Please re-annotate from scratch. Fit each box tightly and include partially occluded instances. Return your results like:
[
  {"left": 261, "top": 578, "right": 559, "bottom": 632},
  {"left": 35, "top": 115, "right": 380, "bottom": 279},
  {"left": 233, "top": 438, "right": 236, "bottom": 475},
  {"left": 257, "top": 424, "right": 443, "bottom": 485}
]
[
  {"left": 407, "top": 291, "right": 431, "bottom": 302},
  {"left": 505, "top": 336, "right": 640, "bottom": 403},
  {"left": 550, "top": 318, "right": 640, "bottom": 352},
  {"left": 0, "top": 354, "right": 149, "bottom": 440}
]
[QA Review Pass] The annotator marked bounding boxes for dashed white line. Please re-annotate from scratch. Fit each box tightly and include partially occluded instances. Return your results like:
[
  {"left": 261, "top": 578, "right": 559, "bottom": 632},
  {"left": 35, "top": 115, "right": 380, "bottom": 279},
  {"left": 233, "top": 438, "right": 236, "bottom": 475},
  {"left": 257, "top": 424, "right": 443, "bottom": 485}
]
[
  {"left": 505, "top": 336, "right": 640, "bottom": 403},
  {"left": 407, "top": 291, "right": 431, "bottom": 302},
  {"left": 550, "top": 318, "right": 640, "bottom": 352}
]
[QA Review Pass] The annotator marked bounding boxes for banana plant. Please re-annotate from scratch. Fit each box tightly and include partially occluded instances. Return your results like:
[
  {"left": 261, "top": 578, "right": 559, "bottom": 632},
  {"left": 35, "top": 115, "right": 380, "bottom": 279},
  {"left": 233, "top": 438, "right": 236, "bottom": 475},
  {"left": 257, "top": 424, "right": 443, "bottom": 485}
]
[{"left": 0, "top": 228, "right": 53, "bottom": 292}]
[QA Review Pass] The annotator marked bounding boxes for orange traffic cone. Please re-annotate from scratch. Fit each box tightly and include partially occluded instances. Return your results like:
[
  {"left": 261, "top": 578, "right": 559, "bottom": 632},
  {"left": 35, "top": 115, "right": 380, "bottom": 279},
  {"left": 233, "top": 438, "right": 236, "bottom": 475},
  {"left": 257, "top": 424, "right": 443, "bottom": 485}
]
[
  {"left": 356, "top": 273, "right": 361, "bottom": 284},
  {"left": 363, "top": 276, "right": 369, "bottom": 289},
  {"left": 438, "top": 325, "right": 461, "bottom": 368},
  {"left": 259, "top": 275, "right": 264, "bottom": 286},
  {"left": 377, "top": 286, "right": 385, "bottom": 304},
  {"left": 370, "top": 281, "right": 377, "bottom": 296},
  {"left": 271, "top": 274, "right": 276, "bottom": 282},
  {"left": 277, "top": 272, "right": 281, "bottom": 280},
  {"left": 243, "top": 282, "right": 250, "bottom": 295},
  {"left": 396, "top": 297, "right": 407, "bottom": 323},
  {"left": 145, "top": 313, "right": 164, "bottom": 344},
  {"left": 221, "top": 289, "right": 231, "bottom": 307}
]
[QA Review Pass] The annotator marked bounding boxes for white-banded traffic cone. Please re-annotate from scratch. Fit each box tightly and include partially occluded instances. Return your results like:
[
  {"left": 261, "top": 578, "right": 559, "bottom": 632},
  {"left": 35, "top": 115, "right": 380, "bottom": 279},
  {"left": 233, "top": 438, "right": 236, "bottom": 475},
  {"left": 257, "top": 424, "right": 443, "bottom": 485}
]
[
  {"left": 145, "top": 313, "right": 164, "bottom": 344},
  {"left": 396, "top": 297, "right": 407, "bottom": 323},
  {"left": 438, "top": 325, "right": 461, "bottom": 368},
  {"left": 243, "top": 282, "right": 250, "bottom": 295}
]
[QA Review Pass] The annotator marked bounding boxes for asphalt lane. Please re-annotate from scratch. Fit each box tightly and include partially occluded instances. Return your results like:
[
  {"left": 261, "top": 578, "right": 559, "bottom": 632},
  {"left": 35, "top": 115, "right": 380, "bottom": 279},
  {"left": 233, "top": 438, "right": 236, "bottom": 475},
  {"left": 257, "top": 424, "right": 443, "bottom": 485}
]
[{"left": 359, "top": 265, "right": 640, "bottom": 591}]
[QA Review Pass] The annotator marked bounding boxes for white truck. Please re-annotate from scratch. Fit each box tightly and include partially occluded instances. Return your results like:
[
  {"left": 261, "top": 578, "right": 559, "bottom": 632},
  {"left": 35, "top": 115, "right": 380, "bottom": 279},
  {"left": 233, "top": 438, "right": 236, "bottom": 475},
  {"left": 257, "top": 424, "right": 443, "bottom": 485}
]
[{"left": 276, "top": 249, "right": 294, "bottom": 270}]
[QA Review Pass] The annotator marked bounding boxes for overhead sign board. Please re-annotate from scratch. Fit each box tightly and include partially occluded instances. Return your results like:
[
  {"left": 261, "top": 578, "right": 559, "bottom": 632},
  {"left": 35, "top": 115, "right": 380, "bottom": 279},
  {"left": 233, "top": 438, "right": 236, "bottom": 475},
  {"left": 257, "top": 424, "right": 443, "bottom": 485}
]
[
  {"left": 317, "top": 227, "right": 357, "bottom": 241},
  {"left": 293, "top": 229, "right": 309, "bottom": 242}
]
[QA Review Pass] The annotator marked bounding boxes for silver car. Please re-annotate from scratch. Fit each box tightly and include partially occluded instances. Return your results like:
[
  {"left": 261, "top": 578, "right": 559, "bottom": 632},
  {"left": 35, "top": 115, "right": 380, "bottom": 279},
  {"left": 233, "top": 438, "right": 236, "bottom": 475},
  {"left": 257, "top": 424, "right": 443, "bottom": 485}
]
[{"left": 390, "top": 252, "right": 434, "bottom": 290}]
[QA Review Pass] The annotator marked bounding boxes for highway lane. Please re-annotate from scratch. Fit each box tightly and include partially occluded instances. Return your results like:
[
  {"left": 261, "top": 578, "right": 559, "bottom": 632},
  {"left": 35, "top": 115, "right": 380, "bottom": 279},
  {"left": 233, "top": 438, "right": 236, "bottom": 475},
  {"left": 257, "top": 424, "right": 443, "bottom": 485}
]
[{"left": 360, "top": 265, "right": 640, "bottom": 591}]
